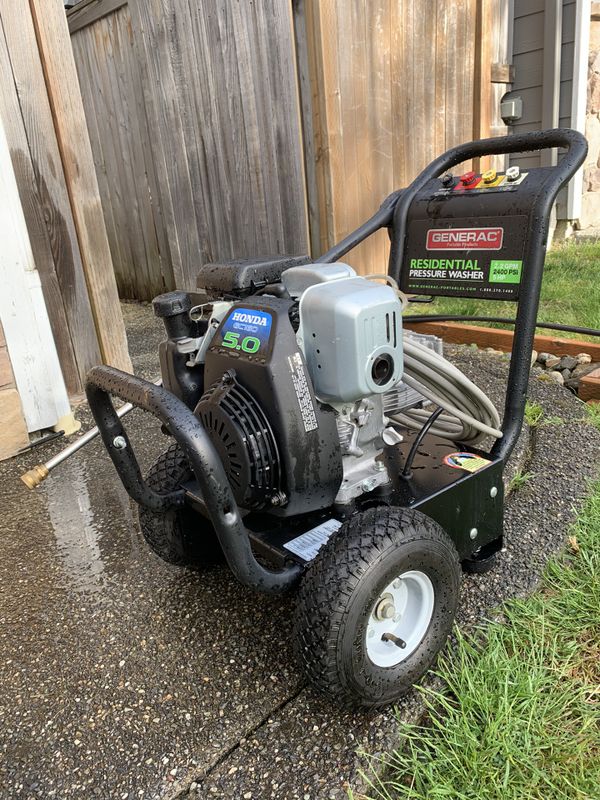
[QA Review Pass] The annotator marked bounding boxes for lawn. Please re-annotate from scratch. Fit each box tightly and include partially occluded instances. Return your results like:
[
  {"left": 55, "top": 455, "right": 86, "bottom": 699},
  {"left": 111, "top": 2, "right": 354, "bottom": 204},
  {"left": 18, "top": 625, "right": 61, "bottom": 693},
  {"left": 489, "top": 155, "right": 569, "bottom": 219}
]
[
  {"left": 357, "top": 409, "right": 600, "bottom": 800},
  {"left": 405, "top": 241, "right": 600, "bottom": 340}
]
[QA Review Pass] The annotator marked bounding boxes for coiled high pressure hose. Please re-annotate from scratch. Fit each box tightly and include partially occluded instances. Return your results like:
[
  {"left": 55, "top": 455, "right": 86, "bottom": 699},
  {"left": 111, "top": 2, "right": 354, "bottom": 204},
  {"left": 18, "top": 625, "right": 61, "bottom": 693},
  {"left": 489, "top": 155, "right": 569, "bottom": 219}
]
[{"left": 392, "top": 338, "right": 503, "bottom": 444}]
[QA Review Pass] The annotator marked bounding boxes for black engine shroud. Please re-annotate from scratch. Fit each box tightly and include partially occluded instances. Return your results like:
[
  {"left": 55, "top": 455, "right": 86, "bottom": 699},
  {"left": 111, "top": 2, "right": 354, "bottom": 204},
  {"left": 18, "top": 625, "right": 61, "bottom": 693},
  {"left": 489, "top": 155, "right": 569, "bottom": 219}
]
[{"left": 196, "top": 295, "right": 343, "bottom": 516}]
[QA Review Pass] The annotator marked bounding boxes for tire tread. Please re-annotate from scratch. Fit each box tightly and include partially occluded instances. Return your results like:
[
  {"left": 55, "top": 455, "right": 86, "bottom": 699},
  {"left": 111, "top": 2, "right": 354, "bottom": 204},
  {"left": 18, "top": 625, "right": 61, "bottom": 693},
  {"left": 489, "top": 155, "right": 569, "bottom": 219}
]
[{"left": 294, "top": 506, "right": 460, "bottom": 708}]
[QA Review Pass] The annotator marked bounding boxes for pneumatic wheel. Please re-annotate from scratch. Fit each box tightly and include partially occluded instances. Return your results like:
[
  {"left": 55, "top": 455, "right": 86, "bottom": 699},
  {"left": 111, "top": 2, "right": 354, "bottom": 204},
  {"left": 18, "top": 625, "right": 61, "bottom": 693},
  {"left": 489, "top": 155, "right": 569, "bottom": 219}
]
[
  {"left": 138, "top": 443, "right": 224, "bottom": 567},
  {"left": 294, "top": 506, "right": 460, "bottom": 709}
]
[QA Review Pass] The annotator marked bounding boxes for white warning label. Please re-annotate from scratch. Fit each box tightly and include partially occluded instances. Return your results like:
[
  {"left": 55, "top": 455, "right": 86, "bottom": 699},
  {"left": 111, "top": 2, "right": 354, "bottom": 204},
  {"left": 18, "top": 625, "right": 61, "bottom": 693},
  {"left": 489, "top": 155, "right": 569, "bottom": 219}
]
[
  {"left": 283, "top": 519, "right": 342, "bottom": 561},
  {"left": 288, "top": 352, "right": 318, "bottom": 432}
]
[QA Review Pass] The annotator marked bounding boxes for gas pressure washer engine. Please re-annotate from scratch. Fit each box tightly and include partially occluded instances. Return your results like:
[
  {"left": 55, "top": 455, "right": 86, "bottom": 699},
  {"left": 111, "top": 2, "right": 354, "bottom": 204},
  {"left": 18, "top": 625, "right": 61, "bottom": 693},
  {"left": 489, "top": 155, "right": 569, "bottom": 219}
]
[{"left": 86, "top": 130, "right": 586, "bottom": 708}]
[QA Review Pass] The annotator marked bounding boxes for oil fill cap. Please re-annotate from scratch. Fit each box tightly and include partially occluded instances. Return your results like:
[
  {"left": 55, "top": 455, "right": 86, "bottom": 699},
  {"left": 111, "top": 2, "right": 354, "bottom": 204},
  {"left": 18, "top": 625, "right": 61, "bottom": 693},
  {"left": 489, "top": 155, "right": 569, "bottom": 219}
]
[
  {"left": 506, "top": 165, "right": 521, "bottom": 182},
  {"left": 482, "top": 169, "right": 497, "bottom": 184}
]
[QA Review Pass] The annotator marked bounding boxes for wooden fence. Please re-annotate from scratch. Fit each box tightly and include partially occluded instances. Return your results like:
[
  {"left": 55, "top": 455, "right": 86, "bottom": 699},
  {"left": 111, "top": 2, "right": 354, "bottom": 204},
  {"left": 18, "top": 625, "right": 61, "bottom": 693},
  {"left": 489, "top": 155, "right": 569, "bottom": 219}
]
[
  {"left": 0, "top": 0, "right": 130, "bottom": 396},
  {"left": 69, "top": 0, "right": 511, "bottom": 300}
]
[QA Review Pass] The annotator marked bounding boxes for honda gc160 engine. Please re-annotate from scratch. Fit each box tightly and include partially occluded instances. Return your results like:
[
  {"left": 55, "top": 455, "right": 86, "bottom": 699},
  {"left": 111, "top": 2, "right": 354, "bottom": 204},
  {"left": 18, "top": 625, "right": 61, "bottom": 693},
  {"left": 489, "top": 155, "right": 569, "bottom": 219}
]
[{"left": 188, "top": 262, "right": 424, "bottom": 513}]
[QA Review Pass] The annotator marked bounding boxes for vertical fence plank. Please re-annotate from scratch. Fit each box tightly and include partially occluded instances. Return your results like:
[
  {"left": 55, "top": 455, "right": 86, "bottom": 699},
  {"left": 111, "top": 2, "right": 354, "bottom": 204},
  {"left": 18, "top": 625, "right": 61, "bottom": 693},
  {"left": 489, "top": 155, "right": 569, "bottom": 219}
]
[
  {"left": 302, "top": 0, "right": 492, "bottom": 275},
  {"left": 0, "top": 2, "right": 103, "bottom": 393},
  {"left": 473, "top": 0, "right": 494, "bottom": 172},
  {"left": 29, "top": 0, "right": 131, "bottom": 372},
  {"left": 71, "top": 0, "right": 309, "bottom": 296}
]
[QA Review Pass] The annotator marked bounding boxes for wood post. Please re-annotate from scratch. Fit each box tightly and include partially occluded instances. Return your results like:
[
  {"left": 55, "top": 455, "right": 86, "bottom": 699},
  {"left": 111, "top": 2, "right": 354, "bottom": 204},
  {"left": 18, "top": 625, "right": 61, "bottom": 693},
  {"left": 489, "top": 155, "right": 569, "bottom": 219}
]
[
  {"left": 28, "top": 0, "right": 131, "bottom": 373},
  {"left": 0, "top": 323, "right": 29, "bottom": 461}
]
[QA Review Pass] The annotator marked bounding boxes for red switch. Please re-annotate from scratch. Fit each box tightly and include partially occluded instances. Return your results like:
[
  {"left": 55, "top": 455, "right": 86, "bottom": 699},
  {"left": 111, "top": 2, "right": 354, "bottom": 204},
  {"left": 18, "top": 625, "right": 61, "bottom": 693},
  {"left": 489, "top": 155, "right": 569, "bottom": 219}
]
[{"left": 460, "top": 171, "right": 477, "bottom": 186}]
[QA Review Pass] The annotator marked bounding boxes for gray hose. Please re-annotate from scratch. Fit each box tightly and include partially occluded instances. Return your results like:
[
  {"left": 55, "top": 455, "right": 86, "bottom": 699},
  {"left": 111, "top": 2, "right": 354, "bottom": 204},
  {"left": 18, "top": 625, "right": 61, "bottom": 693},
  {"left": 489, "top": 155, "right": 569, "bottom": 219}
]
[{"left": 391, "top": 339, "right": 502, "bottom": 443}]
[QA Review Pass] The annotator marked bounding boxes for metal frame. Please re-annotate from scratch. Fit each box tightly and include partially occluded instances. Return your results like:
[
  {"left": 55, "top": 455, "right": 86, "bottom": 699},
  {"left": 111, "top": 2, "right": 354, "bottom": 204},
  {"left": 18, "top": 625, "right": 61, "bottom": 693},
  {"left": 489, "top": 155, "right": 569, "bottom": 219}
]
[
  {"left": 86, "top": 128, "right": 586, "bottom": 587},
  {"left": 86, "top": 366, "right": 301, "bottom": 595}
]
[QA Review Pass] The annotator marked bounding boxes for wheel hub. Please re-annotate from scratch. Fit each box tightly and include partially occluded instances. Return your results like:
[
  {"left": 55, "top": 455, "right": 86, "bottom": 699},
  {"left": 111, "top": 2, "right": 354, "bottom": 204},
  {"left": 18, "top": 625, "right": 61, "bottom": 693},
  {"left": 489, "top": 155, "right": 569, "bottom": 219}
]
[
  {"left": 365, "top": 570, "right": 435, "bottom": 668},
  {"left": 374, "top": 593, "right": 396, "bottom": 621}
]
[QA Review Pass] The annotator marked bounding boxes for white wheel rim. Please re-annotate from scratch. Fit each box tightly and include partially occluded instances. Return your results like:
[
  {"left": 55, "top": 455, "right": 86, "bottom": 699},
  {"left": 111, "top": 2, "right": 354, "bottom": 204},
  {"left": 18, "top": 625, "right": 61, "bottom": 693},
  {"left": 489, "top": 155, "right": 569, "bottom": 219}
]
[{"left": 365, "top": 570, "right": 435, "bottom": 667}]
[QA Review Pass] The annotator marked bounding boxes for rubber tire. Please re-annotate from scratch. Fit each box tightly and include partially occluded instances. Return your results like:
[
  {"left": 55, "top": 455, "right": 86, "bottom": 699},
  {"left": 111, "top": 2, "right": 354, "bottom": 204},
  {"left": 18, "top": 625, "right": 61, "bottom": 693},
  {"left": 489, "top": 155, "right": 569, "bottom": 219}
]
[
  {"left": 462, "top": 551, "right": 499, "bottom": 574},
  {"left": 294, "top": 506, "right": 460, "bottom": 709},
  {"left": 138, "top": 443, "right": 224, "bottom": 567}
]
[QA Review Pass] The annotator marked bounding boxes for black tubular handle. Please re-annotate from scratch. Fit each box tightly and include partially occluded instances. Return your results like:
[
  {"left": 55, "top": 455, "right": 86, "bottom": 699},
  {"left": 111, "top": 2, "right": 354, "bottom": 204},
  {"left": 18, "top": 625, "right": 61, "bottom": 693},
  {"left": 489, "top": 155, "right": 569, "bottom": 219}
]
[
  {"left": 85, "top": 366, "right": 302, "bottom": 595},
  {"left": 388, "top": 128, "right": 587, "bottom": 282},
  {"left": 409, "top": 128, "right": 585, "bottom": 178}
]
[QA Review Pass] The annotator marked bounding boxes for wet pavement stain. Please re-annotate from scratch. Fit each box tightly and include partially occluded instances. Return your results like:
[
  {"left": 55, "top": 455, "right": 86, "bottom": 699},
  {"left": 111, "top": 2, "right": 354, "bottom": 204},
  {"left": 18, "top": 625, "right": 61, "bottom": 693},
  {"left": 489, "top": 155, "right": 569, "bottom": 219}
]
[{"left": 0, "top": 303, "right": 598, "bottom": 799}]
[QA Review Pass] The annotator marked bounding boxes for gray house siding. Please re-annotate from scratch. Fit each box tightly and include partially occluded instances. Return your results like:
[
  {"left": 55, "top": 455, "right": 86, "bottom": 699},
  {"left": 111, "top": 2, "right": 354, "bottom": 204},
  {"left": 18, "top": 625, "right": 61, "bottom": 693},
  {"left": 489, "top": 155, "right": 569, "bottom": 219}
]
[{"left": 510, "top": 0, "right": 576, "bottom": 187}]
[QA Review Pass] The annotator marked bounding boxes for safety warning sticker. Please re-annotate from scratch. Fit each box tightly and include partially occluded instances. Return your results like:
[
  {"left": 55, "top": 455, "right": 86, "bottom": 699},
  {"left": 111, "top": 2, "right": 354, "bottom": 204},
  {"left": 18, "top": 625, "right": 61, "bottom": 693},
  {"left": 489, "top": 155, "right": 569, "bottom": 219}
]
[
  {"left": 288, "top": 352, "right": 319, "bottom": 432},
  {"left": 443, "top": 452, "right": 491, "bottom": 473},
  {"left": 284, "top": 519, "right": 342, "bottom": 561}
]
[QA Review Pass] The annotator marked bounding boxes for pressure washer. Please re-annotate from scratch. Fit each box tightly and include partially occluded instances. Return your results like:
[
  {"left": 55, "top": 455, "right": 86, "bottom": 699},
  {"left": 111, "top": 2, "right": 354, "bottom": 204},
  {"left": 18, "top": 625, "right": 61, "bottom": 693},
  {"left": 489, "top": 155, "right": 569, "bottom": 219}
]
[{"left": 31, "top": 130, "right": 588, "bottom": 708}]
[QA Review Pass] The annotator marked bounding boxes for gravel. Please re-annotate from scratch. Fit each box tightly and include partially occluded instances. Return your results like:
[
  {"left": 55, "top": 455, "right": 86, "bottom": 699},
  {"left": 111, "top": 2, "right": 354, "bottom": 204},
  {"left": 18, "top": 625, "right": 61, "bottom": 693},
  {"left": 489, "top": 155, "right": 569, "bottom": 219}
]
[{"left": 0, "top": 304, "right": 597, "bottom": 800}]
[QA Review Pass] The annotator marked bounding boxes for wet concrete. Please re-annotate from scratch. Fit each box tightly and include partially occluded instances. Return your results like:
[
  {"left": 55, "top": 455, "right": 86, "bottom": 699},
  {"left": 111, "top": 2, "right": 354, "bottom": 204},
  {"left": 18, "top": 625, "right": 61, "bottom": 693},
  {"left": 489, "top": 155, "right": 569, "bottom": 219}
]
[{"left": 0, "top": 304, "right": 598, "bottom": 799}]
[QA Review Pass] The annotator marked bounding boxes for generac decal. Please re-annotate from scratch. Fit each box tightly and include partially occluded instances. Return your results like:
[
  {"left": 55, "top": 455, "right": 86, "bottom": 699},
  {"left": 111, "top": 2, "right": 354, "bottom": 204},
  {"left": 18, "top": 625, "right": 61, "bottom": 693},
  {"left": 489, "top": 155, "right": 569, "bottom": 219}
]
[{"left": 426, "top": 227, "right": 504, "bottom": 251}]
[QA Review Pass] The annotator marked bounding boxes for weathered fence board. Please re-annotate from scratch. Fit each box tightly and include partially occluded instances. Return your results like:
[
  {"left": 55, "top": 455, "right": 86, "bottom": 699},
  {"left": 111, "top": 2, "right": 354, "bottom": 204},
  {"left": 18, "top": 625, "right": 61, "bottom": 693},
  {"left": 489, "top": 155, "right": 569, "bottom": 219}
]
[
  {"left": 71, "top": 5, "right": 172, "bottom": 298},
  {"left": 0, "top": 2, "right": 104, "bottom": 394},
  {"left": 70, "top": 0, "right": 310, "bottom": 298},
  {"left": 302, "top": 0, "right": 482, "bottom": 276},
  {"left": 30, "top": 0, "right": 132, "bottom": 372}
]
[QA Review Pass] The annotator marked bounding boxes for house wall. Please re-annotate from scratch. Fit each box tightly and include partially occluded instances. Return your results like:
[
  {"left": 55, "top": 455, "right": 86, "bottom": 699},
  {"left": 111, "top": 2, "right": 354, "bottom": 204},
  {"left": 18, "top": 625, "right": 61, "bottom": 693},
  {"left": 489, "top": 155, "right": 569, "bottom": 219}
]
[{"left": 510, "top": 0, "right": 577, "bottom": 219}]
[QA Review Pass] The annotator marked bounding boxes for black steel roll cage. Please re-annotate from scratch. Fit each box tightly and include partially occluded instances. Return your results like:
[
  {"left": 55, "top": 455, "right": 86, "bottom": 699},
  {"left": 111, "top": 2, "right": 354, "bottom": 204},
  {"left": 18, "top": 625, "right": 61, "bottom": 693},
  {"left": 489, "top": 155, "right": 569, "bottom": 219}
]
[{"left": 86, "top": 128, "right": 587, "bottom": 595}]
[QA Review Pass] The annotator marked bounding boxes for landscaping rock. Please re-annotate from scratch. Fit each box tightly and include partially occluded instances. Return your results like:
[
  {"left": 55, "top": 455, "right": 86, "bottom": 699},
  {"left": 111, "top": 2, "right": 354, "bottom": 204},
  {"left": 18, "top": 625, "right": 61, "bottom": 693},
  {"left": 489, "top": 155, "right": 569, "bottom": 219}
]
[
  {"left": 530, "top": 350, "right": 538, "bottom": 367},
  {"left": 558, "top": 355, "right": 578, "bottom": 372},
  {"left": 534, "top": 350, "right": 599, "bottom": 400},
  {"left": 564, "top": 378, "right": 582, "bottom": 393},
  {"left": 573, "top": 362, "right": 600, "bottom": 379}
]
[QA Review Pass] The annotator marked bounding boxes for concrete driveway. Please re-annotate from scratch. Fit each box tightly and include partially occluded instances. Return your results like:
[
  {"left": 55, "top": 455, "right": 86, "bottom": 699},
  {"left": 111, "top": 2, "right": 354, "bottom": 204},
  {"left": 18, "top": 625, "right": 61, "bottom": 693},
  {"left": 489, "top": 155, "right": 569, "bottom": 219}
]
[{"left": 1, "top": 304, "right": 598, "bottom": 799}]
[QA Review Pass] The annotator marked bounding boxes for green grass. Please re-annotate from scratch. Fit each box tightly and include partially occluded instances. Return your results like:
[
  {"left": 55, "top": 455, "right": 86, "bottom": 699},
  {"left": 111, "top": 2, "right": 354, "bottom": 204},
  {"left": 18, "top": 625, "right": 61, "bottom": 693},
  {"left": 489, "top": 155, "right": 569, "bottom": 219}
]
[
  {"left": 588, "top": 402, "right": 600, "bottom": 432},
  {"left": 542, "top": 415, "right": 565, "bottom": 427},
  {"left": 508, "top": 469, "right": 534, "bottom": 492},
  {"left": 524, "top": 401, "right": 544, "bottom": 428},
  {"left": 405, "top": 241, "right": 600, "bottom": 341},
  {"left": 357, "top": 405, "right": 600, "bottom": 800}
]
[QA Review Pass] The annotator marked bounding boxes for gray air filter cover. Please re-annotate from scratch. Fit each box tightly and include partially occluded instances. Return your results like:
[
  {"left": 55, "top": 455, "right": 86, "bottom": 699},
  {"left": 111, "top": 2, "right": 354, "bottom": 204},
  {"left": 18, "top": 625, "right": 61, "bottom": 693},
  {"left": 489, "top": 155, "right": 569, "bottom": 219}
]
[{"left": 290, "top": 267, "right": 404, "bottom": 404}]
